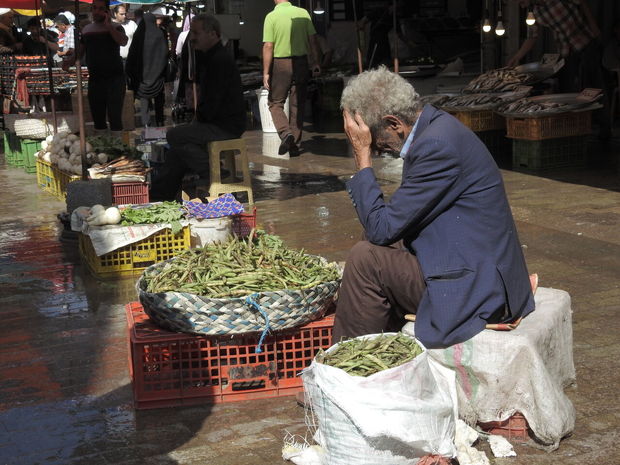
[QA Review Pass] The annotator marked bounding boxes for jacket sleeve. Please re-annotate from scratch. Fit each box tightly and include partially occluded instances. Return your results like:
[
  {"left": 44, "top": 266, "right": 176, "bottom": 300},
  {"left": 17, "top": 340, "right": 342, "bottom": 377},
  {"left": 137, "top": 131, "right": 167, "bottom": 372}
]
[{"left": 347, "top": 137, "right": 463, "bottom": 245}]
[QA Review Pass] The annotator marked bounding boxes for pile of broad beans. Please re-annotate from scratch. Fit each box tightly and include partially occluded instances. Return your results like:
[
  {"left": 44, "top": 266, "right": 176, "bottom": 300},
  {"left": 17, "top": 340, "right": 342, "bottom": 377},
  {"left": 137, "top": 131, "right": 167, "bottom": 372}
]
[
  {"left": 317, "top": 333, "right": 422, "bottom": 376},
  {"left": 144, "top": 230, "right": 340, "bottom": 298}
]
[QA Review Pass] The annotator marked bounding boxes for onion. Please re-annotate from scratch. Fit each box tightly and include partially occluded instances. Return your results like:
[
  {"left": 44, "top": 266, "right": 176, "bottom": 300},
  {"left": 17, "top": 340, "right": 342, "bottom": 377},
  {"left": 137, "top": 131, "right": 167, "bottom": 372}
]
[{"left": 104, "top": 207, "right": 121, "bottom": 225}]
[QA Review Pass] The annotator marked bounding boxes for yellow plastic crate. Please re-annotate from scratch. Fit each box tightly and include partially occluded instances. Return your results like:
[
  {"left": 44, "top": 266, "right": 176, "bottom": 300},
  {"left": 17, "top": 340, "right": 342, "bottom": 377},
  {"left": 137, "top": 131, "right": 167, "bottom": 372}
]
[
  {"left": 79, "top": 226, "right": 191, "bottom": 277},
  {"left": 36, "top": 158, "right": 81, "bottom": 199},
  {"left": 36, "top": 158, "right": 54, "bottom": 192}
]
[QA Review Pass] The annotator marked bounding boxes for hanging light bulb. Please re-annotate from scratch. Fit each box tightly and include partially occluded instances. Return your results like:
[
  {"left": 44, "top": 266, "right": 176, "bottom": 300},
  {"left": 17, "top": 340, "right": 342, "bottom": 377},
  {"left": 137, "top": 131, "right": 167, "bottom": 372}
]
[
  {"left": 482, "top": 1, "right": 491, "bottom": 33},
  {"left": 526, "top": 10, "right": 536, "bottom": 26},
  {"left": 482, "top": 17, "right": 492, "bottom": 32},
  {"left": 313, "top": 1, "right": 325, "bottom": 14},
  {"left": 495, "top": 19, "right": 505, "bottom": 36},
  {"left": 495, "top": 1, "right": 505, "bottom": 36},
  {"left": 239, "top": 15, "right": 244, "bottom": 25}
]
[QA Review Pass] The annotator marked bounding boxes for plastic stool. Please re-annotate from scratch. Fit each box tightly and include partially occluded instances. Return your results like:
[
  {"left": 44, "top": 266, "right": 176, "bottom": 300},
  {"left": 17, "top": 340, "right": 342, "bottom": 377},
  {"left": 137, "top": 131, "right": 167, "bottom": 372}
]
[{"left": 197, "top": 138, "right": 254, "bottom": 204}]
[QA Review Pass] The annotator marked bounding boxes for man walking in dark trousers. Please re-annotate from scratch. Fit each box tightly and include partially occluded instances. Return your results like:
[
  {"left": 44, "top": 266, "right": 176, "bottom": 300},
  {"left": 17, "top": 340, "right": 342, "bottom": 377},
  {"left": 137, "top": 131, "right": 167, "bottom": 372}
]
[{"left": 262, "top": 0, "right": 321, "bottom": 157}]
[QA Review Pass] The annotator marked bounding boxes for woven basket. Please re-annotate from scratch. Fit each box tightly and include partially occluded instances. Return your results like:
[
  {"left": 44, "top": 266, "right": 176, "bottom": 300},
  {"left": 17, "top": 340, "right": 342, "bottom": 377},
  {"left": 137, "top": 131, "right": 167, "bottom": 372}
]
[
  {"left": 136, "top": 257, "right": 342, "bottom": 336},
  {"left": 14, "top": 112, "right": 80, "bottom": 139}
]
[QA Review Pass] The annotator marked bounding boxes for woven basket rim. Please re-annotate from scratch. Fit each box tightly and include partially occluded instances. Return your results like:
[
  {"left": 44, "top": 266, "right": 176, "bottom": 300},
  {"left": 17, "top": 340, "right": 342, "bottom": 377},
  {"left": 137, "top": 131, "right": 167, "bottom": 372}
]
[
  {"left": 135, "top": 253, "right": 341, "bottom": 336},
  {"left": 136, "top": 253, "right": 342, "bottom": 301}
]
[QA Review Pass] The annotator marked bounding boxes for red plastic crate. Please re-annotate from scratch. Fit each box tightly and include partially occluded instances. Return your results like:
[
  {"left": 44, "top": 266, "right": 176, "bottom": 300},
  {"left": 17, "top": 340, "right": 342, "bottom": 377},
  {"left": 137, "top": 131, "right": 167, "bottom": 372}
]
[
  {"left": 112, "top": 181, "right": 149, "bottom": 205},
  {"left": 125, "top": 302, "right": 334, "bottom": 409},
  {"left": 478, "top": 412, "right": 530, "bottom": 442},
  {"left": 231, "top": 206, "right": 257, "bottom": 238}
]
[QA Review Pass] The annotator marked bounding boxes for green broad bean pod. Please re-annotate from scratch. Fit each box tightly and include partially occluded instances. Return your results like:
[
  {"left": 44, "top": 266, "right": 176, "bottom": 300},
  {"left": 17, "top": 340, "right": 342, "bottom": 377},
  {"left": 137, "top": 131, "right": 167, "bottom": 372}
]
[
  {"left": 144, "top": 229, "right": 340, "bottom": 298},
  {"left": 316, "top": 333, "right": 423, "bottom": 377}
]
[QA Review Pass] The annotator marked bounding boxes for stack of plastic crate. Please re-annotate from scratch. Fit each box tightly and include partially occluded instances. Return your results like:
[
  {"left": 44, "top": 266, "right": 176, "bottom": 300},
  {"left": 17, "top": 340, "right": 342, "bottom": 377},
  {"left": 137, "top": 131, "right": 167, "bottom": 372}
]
[
  {"left": 506, "top": 111, "right": 592, "bottom": 171},
  {"left": 125, "top": 302, "right": 335, "bottom": 409}
]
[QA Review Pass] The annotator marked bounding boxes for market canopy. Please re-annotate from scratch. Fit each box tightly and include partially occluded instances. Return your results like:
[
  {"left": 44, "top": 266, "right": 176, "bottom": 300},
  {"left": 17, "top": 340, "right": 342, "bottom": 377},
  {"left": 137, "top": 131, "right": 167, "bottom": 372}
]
[{"left": 0, "top": 0, "right": 189, "bottom": 8}]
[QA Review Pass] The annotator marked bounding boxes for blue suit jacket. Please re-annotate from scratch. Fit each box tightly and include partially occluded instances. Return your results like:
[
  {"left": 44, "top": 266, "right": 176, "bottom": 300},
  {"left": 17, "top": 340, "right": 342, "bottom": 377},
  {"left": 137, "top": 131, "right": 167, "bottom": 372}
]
[{"left": 347, "top": 105, "right": 535, "bottom": 348}]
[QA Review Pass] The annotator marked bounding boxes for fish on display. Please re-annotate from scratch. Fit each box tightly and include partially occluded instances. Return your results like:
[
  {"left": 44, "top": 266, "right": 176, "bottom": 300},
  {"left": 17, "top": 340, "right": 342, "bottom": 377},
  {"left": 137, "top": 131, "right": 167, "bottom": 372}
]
[
  {"left": 497, "top": 98, "right": 567, "bottom": 115},
  {"left": 464, "top": 68, "right": 531, "bottom": 93}
]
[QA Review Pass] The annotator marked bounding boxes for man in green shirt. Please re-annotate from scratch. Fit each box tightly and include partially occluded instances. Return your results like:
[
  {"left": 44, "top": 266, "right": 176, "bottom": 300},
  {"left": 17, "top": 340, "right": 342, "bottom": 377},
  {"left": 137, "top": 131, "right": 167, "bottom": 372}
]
[{"left": 263, "top": 0, "right": 321, "bottom": 156}]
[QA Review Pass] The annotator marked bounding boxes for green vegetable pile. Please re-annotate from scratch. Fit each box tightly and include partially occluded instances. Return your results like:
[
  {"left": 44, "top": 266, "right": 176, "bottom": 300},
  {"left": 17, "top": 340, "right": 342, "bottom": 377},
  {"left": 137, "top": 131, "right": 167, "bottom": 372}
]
[
  {"left": 317, "top": 333, "right": 423, "bottom": 377},
  {"left": 144, "top": 230, "right": 341, "bottom": 298},
  {"left": 87, "top": 135, "right": 142, "bottom": 160},
  {"left": 121, "top": 202, "right": 185, "bottom": 234}
]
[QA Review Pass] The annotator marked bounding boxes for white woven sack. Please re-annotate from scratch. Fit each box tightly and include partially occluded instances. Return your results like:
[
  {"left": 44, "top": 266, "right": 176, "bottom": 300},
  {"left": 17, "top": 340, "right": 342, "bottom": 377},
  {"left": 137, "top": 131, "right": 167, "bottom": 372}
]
[
  {"left": 302, "top": 333, "right": 458, "bottom": 465},
  {"left": 14, "top": 113, "right": 79, "bottom": 139},
  {"left": 3, "top": 113, "right": 23, "bottom": 132},
  {"left": 404, "top": 287, "right": 576, "bottom": 450}
]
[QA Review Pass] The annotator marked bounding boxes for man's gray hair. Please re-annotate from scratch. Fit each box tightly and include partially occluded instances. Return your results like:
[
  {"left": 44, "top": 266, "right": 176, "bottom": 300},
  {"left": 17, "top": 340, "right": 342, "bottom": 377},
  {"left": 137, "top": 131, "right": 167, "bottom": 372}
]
[
  {"left": 193, "top": 13, "right": 221, "bottom": 36},
  {"left": 340, "top": 66, "right": 422, "bottom": 132}
]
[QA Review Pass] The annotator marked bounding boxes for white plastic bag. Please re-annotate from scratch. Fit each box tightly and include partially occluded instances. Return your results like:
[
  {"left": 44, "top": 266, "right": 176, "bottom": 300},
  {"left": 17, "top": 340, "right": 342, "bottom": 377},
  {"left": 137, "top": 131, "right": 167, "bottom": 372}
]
[{"left": 301, "top": 333, "right": 458, "bottom": 465}]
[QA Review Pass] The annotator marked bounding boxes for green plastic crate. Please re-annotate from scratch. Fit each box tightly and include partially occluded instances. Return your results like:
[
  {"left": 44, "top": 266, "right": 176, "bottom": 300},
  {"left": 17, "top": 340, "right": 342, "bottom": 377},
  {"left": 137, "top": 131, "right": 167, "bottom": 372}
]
[
  {"left": 3, "top": 132, "right": 21, "bottom": 166},
  {"left": 21, "top": 139, "right": 41, "bottom": 174},
  {"left": 512, "top": 136, "right": 587, "bottom": 172}
]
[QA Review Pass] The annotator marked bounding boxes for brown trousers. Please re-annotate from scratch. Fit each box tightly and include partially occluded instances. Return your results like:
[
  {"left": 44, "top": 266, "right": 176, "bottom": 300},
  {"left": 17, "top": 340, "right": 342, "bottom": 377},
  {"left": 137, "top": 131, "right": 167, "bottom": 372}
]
[
  {"left": 332, "top": 241, "right": 427, "bottom": 344},
  {"left": 268, "top": 56, "right": 308, "bottom": 143}
]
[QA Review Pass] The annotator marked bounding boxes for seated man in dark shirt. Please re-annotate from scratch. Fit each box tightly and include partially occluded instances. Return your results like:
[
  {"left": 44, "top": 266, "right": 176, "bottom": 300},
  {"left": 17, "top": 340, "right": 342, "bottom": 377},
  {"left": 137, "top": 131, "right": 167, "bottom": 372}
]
[{"left": 150, "top": 14, "right": 246, "bottom": 201}]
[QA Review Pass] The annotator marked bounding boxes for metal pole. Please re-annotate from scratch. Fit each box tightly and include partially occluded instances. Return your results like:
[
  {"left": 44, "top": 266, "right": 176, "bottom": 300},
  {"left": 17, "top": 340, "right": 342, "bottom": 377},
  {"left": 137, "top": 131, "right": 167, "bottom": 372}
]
[
  {"left": 38, "top": 0, "right": 57, "bottom": 133},
  {"left": 74, "top": 0, "right": 87, "bottom": 180},
  {"left": 392, "top": 0, "right": 398, "bottom": 73},
  {"left": 480, "top": 23, "right": 484, "bottom": 74},
  {"left": 185, "top": 4, "right": 198, "bottom": 112},
  {"left": 351, "top": 0, "right": 363, "bottom": 74}
]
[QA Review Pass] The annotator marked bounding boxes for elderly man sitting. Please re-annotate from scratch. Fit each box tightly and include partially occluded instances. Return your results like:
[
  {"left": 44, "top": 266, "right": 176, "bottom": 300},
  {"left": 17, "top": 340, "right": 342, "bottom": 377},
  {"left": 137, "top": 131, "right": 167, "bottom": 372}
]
[{"left": 333, "top": 67, "right": 536, "bottom": 349}]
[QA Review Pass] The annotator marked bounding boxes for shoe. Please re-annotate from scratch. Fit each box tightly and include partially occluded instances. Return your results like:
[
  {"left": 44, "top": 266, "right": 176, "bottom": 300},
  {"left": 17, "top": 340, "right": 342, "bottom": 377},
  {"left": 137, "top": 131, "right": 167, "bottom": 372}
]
[
  {"left": 278, "top": 133, "right": 294, "bottom": 155},
  {"left": 288, "top": 143, "right": 300, "bottom": 157}
]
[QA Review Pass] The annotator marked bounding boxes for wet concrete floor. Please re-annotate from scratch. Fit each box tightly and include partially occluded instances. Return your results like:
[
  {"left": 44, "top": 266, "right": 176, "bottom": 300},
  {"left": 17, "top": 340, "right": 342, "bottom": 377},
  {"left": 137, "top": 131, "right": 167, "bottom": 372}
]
[{"left": 1, "top": 127, "right": 620, "bottom": 464}]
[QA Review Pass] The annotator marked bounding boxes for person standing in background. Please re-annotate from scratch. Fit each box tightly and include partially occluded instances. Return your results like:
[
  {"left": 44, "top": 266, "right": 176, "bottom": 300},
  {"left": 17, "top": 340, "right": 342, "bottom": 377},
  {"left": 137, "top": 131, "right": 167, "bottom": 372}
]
[
  {"left": 113, "top": 4, "right": 137, "bottom": 66},
  {"left": 0, "top": 9, "right": 21, "bottom": 54},
  {"left": 507, "top": 0, "right": 610, "bottom": 140},
  {"left": 23, "top": 17, "right": 59, "bottom": 63},
  {"left": 126, "top": 12, "right": 168, "bottom": 127},
  {"left": 133, "top": 9, "right": 144, "bottom": 25},
  {"left": 357, "top": 3, "right": 393, "bottom": 68},
  {"left": 262, "top": 0, "right": 321, "bottom": 157},
  {"left": 62, "top": 0, "right": 127, "bottom": 134},
  {"left": 603, "top": 21, "right": 620, "bottom": 72},
  {"left": 54, "top": 14, "right": 74, "bottom": 63},
  {"left": 174, "top": 13, "right": 196, "bottom": 114},
  {"left": 175, "top": 13, "right": 194, "bottom": 58}
]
